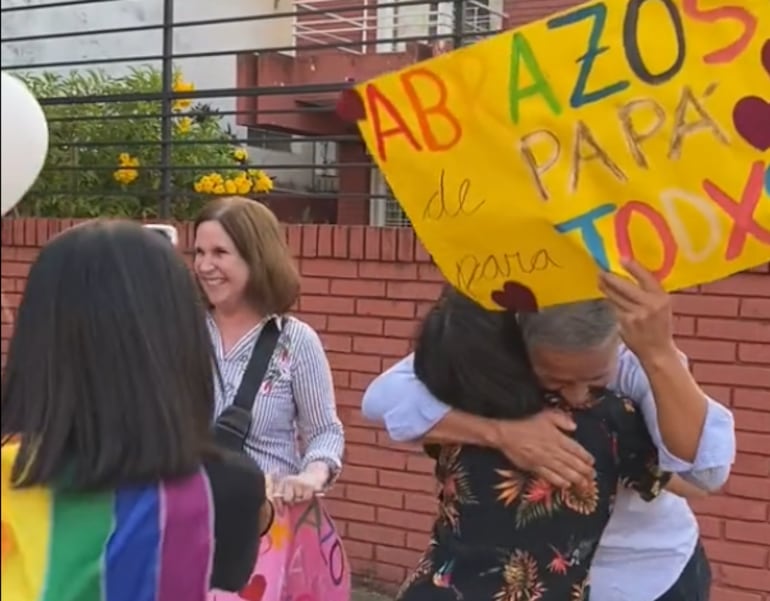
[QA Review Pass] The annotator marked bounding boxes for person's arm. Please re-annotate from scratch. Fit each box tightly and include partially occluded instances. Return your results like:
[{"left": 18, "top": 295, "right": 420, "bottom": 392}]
[
  {"left": 665, "top": 475, "right": 707, "bottom": 499},
  {"left": 362, "top": 353, "right": 453, "bottom": 442},
  {"left": 616, "top": 346, "right": 735, "bottom": 492},
  {"left": 291, "top": 322, "right": 345, "bottom": 487},
  {"left": 362, "top": 354, "right": 595, "bottom": 488}
]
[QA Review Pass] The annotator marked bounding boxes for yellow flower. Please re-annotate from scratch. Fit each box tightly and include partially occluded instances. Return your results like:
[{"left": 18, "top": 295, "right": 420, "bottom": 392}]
[
  {"left": 234, "top": 172, "right": 252, "bottom": 195},
  {"left": 212, "top": 184, "right": 226, "bottom": 195},
  {"left": 224, "top": 179, "right": 237, "bottom": 195},
  {"left": 114, "top": 153, "right": 140, "bottom": 185},
  {"left": 232, "top": 147, "right": 248, "bottom": 163},
  {"left": 176, "top": 116, "right": 192, "bottom": 134},
  {"left": 253, "top": 171, "right": 274, "bottom": 194},
  {"left": 194, "top": 174, "right": 215, "bottom": 194},
  {"left": 113, "top": 168, "right": 138, "bottom": 185},
  {"left": 172, "top": 74, "right": 195, "bottom": 111}
]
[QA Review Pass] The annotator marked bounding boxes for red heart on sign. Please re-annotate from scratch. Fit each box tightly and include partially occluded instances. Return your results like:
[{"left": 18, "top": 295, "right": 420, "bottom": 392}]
[
  {"left": 490, "top": 281, "right": 539, "bottom": 313},
  {"left": 733, "top": 96, "right": 770, "bottom": 151},
  {"left": 239, "top": 574, "right": 267, "bottom": 601}
]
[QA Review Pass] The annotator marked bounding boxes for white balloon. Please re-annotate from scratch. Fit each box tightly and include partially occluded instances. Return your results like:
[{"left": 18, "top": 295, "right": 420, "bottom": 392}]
[{"left": 1, "top": 72, "right": 49, "bottom": 217}]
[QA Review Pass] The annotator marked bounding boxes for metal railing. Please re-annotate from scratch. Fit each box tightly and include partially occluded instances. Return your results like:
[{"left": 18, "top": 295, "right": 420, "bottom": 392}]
[{"left": 0, "top": 0, "right": 509, "bottom": 224}]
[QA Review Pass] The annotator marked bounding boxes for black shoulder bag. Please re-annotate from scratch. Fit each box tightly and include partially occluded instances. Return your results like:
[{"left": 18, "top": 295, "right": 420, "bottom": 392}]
[{"left": 214, "top": 319, "right": 280, "bottom": 453}]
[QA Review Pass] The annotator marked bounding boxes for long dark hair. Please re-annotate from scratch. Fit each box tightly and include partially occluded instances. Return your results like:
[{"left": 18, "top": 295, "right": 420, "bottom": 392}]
[
  {"left": 1, "top": 220, "right": 218, "bottom": 490},
  {"left": 413, "top": 287, "right": 544, "bottom": 420}
]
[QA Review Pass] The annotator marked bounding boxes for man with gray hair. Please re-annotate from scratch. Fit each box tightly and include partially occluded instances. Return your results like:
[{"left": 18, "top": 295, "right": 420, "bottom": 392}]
[{"left": 362, "top": 260, "right": 734, "bottom": 601}]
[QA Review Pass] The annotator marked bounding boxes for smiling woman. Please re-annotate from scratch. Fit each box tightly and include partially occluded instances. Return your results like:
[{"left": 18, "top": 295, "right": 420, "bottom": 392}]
[{"left": 193, "top": 197, "right": 349, "bottom": 601}]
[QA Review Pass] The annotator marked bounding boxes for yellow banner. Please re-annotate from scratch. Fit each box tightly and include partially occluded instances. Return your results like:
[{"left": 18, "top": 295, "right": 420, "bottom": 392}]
[{"left": 354, "top": 0, "right": 770, "bottom": 310}]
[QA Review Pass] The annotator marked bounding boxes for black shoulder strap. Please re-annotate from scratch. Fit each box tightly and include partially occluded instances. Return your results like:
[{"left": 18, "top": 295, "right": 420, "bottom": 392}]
[
  {"left": 213, "top": 319, "right": 281, "bottom": 452},
  {"left": 232, "top": 319, "right": 280, "bottom": 411}
]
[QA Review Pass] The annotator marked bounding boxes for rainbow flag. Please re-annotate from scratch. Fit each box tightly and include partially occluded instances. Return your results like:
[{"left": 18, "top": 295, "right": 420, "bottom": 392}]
[{"left": 1, "top": 443, "right": 215, "bottom": 601}]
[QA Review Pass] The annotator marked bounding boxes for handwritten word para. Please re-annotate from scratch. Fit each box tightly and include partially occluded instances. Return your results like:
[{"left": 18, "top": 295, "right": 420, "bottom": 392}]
[
  {"left": 456, "top": 249, "right": 561, "bottom": 295},
  {"left": 361, "top": 0, "right": 758, "bottom": 163}
]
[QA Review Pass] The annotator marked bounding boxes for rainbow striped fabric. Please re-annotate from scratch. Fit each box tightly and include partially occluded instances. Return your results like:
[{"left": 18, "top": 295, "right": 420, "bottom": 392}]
[{"left": 1, "top": 443, "right": 215, "bottom": 601}]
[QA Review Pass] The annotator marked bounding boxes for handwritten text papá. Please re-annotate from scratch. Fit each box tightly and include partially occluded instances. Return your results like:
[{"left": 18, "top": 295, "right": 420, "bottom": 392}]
[{"left": 354, "top": 0, "right": 770, "bottom": 309}]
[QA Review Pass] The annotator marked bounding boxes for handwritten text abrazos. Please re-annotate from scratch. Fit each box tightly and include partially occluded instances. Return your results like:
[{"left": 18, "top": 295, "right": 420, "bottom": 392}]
[{"left": 361, "top": 0, "right": 757, "bottom": 164}]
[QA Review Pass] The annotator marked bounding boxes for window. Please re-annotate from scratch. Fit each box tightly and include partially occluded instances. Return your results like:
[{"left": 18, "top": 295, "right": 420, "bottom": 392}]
[
  {"left": 369, "top": 167, "right": 411, "bottom": 227},
  {"left": 246, "top": 127, "right": 293, "bottom": 153}
]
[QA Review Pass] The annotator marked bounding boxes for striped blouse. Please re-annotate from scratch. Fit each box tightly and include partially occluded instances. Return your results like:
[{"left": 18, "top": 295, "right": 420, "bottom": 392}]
[{"left": 207, "top": 314, "right": 345, "bottom": 479}]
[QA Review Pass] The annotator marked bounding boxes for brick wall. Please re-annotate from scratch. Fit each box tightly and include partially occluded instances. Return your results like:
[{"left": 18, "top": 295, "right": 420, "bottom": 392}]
[{"left": 2, "top": 218, "right": 769, "bottom": 600}]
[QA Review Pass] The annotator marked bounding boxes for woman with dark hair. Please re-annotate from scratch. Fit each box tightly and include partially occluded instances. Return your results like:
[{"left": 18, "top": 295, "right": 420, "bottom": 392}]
[
  {"left": 1, "top": 220, "right": 273, "bottom": 601},
  {"left": 399, "top": 287, "right": 672, "bottom": 601}
]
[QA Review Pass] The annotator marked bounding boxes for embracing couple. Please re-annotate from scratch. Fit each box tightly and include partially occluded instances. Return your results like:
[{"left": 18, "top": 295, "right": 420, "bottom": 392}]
[{"left": 363, "top": 260, "right": 734, "bottom": 601}]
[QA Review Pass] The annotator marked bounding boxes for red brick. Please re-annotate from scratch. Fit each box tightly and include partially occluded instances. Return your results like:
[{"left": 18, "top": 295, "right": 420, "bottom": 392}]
[
  {"left": 733, "top": 409, "right": 770, "bottom": 434},
  {"left": 725, "top": 520, "right": 770, "bottom": 545},
  {"left": 301, "top": 276, "right": 329, "bottom": 294},
  {"left": 383, "top": 318, "right": 420, "bottom": 339},
  {"left": 734, "top": 388, "right": 770, "bottom": 411},
  {"left": 691, "top": 363, "right": 770, "bottom": 388},
  {"left": 358, "top": 261, "right": 418, "bottom": 281},
  {"left": 386, "top": 281, "right": 443, "bottom": 301},
  {"left": 339, "top": 464, "right": 378, "bottom": 486},
  {"left": 673, "top": 294, "right": 740, "bottom": 317},
  {"left": 711, "top": 587, "right": 762, "bottom": 601},
  {"left": 378, "top": 469, "right": 434, "bottom": 493},
  {"left": 325, "top": 499, "right": 376, "bottom": 523},
  {"left": 732, "top": 453, "right": 770, "bottom": 477},
  {"left": 702, "top": 274, "right": 770, "bottom": 298},
  {"left": 343, "top": 424, "right": 377, "bottom": 443},
  {"left": 300, "top": 294, "right": 355, "bottom": 314},
  {"left": 347, "top": 523, "right": 406, "bottom": 547},
  {"left": 330, "top": 278, "right": 387, "bottom": 298},
  {"left": 703, "top": 539, "right": 769, "bottom": 567},
  {"left": 301, "top": 258, "right": 358, "bottom": 278},
  {"left": 327, "top": 315, "right": 383, "bottom": 335},
  {"left": 406, "top": 530, "right": 432, "bottom": 551},
  {"left": 726, "top": 475, "right": 770, "bottom": 501},
  {"left": 342, "top": 539, "right": 374, "bottom": 560},
  {"left": 375, "top": 545, "right": 422, "bottom": 568},
  {"left": 696, "top": 318, "right": 770, "bottom": 343},
  {"left": 736, "top": 431, "right": 770, "bottom": 456},
  {"left": 376, "top": 507, "right": 434, "bottom": 533},
  {"left": 326, "top": 352, "right": 381, "bottom": 373},
  {"left": 345, "top": 484, "right": 404, "bottom": 509},
  {"left": 739, "top": 343, "right": 770, "bottom": 364},
  {"left": 677, "top": 338, "right": 736, "bottom": 362},
  {"left": 697, "top": 515, "right": 723, "bottom": 538},
  {"left": 690, "top": 495, "right": 768, "bottom": 521},
  {"left": 352, "top": 335, "right": 410, "bottom": 357},
  {"left": 319, "top": 333, "right": 353, "bottom": 353},
  {"left": 719, "top": 564, "right": 770, "bottom": 592},
  {"left": 346, "top": 444, "right": 408, "bottom": 470},
  {"left": 357, "top": 298, "right": 415, "bottom": 318},
  {"left": 741, "top": 298, "right": 770, "bottom": 318}
]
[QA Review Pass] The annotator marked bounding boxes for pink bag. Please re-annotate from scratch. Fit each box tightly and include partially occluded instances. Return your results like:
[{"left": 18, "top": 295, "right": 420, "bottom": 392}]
[{"left": 208, "top": 498, "right": 351, "bottom": 601}]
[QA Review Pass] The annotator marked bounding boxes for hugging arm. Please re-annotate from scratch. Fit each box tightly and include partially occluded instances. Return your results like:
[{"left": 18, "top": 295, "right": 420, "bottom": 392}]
[{"left": 362, "top": 354, "right": 595, "bottom": 488}]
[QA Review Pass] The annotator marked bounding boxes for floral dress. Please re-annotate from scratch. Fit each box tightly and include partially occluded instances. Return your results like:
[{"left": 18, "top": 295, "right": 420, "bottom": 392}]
[{"left": 397, "top": 389, "right": 672, "bottom": 601}]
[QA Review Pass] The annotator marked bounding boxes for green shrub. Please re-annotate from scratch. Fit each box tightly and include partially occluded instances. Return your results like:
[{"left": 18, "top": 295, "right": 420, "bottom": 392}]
[{"left": 16, "top": 66, "right": 272, "bottom": 219}]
